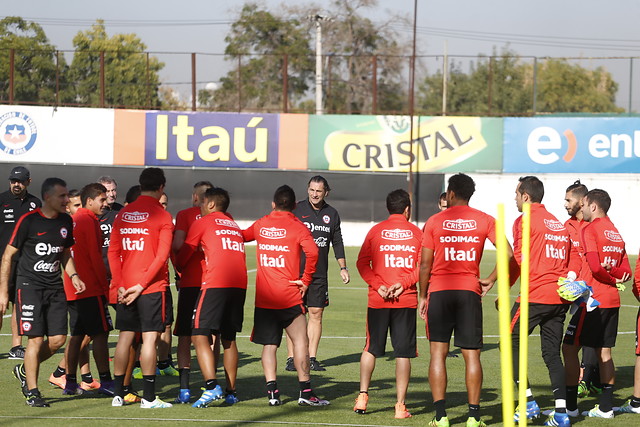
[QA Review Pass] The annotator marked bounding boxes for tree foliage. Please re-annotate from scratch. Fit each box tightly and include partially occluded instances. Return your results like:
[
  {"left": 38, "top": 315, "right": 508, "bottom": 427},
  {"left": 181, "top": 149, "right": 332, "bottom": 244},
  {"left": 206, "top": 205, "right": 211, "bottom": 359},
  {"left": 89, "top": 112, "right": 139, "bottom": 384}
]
[{"left": 69, "top": 21, "right": 164, "bottom": 108}]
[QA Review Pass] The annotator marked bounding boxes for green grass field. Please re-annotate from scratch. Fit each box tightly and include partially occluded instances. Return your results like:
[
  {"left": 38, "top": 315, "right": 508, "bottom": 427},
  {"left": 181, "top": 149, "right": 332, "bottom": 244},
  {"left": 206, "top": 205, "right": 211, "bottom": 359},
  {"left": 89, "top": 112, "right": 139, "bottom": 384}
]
[{"left": 0, "top": 247, "right": 639, "bottom": 426}]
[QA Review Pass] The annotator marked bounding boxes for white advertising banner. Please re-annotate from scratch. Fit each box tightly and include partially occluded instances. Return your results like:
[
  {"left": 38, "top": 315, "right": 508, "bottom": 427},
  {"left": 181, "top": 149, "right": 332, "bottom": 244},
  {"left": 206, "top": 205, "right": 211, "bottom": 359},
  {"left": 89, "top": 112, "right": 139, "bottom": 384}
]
[{"left": 0, "top": 105, "right": 114, "bottom": 165}]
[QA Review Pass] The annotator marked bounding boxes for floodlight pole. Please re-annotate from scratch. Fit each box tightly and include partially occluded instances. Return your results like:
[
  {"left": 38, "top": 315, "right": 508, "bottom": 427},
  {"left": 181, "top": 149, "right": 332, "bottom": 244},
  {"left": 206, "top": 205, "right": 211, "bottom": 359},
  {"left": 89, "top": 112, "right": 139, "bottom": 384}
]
[{"left": 309, "top": 14, "right": 331, "bottom": 115}]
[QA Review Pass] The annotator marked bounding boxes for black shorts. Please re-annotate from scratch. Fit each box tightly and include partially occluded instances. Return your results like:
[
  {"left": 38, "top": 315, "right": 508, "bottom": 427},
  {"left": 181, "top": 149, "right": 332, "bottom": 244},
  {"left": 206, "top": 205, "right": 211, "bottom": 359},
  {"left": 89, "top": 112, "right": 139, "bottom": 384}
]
[
  {"left": 8, "top": 258, "right": 18, "bottom": 303},
  {"left": 173, "top": 287, "right": 200, "bottom": 337},
  {"left": 192, "top": 287, "right": 246, "bottom": 341},
  {"left": 635, "top": 307, "right": 640, "bottom": 356},
  {"left": 251, "top": 305, "right": 306, "bottom": 346},
  {"left": 304, "top": 277, "right": 329, "bottom": 308},
  {"left": 564, "top": 306, "right": 619, "bottom": 348},
  {"left": 426, "top": 290, "right": 483, "bottom": 349},
  {"left": 164, "top": 286, "right": 174, "bottom": 326},
  {"left": 364, "top": 307, "right": 417, "bottom": 358},
  {"left": 15, "top": 282, "right": 67, "bottom": 337},
  {"left": 68, "top": 295, "right": 113, "bottom": 337},
  {"left": 116, "top": 291, "right": 169, "bottom": 333}
]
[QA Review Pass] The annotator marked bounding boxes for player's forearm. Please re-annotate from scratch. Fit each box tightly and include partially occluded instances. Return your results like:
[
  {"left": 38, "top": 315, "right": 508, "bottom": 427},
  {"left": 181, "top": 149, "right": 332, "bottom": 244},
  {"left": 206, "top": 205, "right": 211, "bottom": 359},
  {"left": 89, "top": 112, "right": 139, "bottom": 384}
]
[
  {"left": 62, "top": 249, "right": 79, "bottom": 277},
  {"left": 0, "top": 249, "right": 15, "bottom": 295},
  {"left": 141, "top": 233, "right": 173, "bottom": 288}
]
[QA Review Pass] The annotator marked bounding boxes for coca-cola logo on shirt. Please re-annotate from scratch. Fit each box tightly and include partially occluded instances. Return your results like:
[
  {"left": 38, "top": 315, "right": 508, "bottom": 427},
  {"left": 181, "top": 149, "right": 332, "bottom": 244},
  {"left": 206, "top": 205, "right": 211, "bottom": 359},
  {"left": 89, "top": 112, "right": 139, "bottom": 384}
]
[
  {"left": 381, "top": 229, "right": 413, "bottom": 240},
  {"left": 443, "top": 219, "right": 477, "bottom": 231},
  {"left": 215, "top": 218, "right": 239, "bottom": 229},
  {"left": 259, "top": 227, "right": 286, "bottom": 239},
  {"left": 604, "top": 230, "right": 623, "bottom": 242},
  {"left": 122, "top": 211, "right": 149, "bottom": 223},
  {"left": 544, "top": 219, "right": 565, "bottom": 231},
  {"left": 34, "top": 259, "right": 60, "bottom": 273}
]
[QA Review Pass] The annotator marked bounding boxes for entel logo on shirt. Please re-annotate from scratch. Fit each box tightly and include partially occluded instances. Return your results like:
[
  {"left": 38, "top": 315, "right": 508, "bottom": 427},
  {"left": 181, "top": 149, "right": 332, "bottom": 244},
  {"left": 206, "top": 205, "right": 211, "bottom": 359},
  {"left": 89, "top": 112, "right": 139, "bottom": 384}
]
[
  {"left": 215, "top": 218, "right": 239, "bottom": 229},
  {"left": 544, "top": 219, "right": 565, "bottom": 231},
  {"left": 122, "top": 212, "right": 149, "bottom": 223},
  {"left": 443, "top": 219, "right": 477, "bottom": 231},
  {"left": 604, "top": 230, "right": 623, "bottom": 242},
  {"left": 381, "top": 229, "right": 413, "bottom": 240},
  {"left": 259, "top": 227, "right": 286, "bottom": 239}
]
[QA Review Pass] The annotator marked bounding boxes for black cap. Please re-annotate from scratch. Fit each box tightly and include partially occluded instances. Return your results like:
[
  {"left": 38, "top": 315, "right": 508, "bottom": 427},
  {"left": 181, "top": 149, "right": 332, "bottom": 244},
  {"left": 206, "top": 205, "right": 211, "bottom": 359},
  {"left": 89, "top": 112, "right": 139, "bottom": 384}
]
[{"left": 8, "top": 166, "right": 30, "bottom": 181}]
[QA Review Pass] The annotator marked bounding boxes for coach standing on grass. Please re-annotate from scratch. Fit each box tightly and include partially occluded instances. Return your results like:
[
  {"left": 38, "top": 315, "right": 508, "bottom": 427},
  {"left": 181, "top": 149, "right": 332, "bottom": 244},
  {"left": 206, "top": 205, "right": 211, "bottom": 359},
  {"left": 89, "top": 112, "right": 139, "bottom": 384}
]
[
  {"left": 285, "top": 176, "right": 349, "bottom": 372},
  {"left": 0, "top": 177, "right": 85, "bottom": 407}
]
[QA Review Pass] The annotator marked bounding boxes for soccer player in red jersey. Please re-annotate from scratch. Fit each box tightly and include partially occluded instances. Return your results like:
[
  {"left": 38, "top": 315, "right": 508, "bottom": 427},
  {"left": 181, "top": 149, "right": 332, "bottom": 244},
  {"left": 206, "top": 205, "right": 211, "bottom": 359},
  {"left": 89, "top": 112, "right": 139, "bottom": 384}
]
[
  {"left": 109, "top": 168, "right": 174, "bottom": 409},
  {"left": 355, "top": 189, "right": 420, "bottom": 419},
  {"left": 420, "top": 174, "right": 502, "bottom": 427},
  {"left": 563, "top": 189, "right": 631, "bottom": 418},
  {"left": 242, "top": 185, "right": 328, "bottom": 407},
  {"left": 507, "top": 176, "right": 581, "bottom": 426},
  {"left": 177, "top": 187, "right": 247, "bottom": 407},
  {"left": 0, "top": 177, "right": 86, "bottom": 407},
  {"left": 171, "top": 180, "right": 212, "bottom": 403}
]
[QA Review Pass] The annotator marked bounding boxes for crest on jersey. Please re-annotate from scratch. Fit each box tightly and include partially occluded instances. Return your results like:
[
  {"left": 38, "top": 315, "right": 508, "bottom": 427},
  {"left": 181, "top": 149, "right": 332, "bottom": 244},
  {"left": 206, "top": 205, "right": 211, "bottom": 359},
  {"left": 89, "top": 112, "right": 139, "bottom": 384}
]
[
  {"left": 60, "top": 227, "right": 68, "bottom": 238},
  {"left": 544, "top": 219, "right": 565, "bottom": 231},
  {"left": 381, "top": 229, "right": 413, "bottom": 240},
  {"left": 122, "top": 211, "right": 149, "bottom": 223},
  {"left": 322, "top": 215, "right": 330, "bottom": 224},
  {"left": 260, "top": 227, "right": 286, "bottom": 239},
  {"left": 443, "top": 219, "right": 477, "bottom": 231},
  {"left": 0, "top": 111, "right": 38, "bottom": 155},
  {"left": 604, "top": 230, "right": 623, "bottom": 242},
  {"left": 22, "top": 321, "right": 32, "bottom": 332}
]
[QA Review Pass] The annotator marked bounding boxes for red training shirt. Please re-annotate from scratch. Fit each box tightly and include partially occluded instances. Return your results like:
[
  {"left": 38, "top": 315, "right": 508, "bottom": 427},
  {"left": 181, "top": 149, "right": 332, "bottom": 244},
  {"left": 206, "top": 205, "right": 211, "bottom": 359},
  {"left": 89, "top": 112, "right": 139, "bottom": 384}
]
[
  {"left": 357, "top": 214, "right": 421, "bottom": 309},
  {"left": 173, "top": 206, "right": 204, "bottom": 288},
  {"left": 242, "top": 210, "right": 318, "bottom": 310}
]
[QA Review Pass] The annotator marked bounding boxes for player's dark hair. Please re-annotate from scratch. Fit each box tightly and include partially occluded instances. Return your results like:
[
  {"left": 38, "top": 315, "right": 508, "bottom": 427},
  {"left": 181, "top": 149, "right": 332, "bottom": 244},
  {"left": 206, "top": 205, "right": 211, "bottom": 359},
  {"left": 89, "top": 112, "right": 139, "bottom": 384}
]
[
  {"left": 68, "top": 189, "right": 80, "bottom": 198},
  {"left": 585, "top": 189, "right": 611, "bottom": 214},
  {"left": 518, "top": 176, "right": 544, "bottom": 203},
  {"left": 203, "top": 187, "right": 230, "bottom": 212},
  {"left": 97, "top": 175, "right": 117, "bottom": 186},
  {"left": 80, "top": 183, "right": 107, "bottom": 207},
  {"left": 125, "top": 185, "right": 141, "bottom": 204},
  {"left": 439, "top": 192, "right": 446, "bottom": 201},
  {"left": 139, "top": 167, "right": 166, "bottom": 192},
  {"left": 273, "top": 185, "right": 296, "bottom": 212},
  {"left": 447, "top": 173, "right": 475, "bottom": 201},
  {"left": 566, "top": 179, "right": 588, "bottom": 199},
  {"left": 308, "top": 175, "right": 330, "bottom": 192},
  {"left": 41, "top": 177, "right": 67, "bottom": 199},
  {"left": 193, "top": 181, "right": 213, "bottom": 198},
  {"left": 386, "top": 189, "right": 411, "bottom": 214}
]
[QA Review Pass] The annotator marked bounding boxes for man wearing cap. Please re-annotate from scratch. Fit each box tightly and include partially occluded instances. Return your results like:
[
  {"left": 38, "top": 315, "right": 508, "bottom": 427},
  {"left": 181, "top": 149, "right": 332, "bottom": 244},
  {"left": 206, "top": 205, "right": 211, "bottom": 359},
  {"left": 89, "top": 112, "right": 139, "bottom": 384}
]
[{"left": 0, "top": 166, "right": 41, "bottom": 359}]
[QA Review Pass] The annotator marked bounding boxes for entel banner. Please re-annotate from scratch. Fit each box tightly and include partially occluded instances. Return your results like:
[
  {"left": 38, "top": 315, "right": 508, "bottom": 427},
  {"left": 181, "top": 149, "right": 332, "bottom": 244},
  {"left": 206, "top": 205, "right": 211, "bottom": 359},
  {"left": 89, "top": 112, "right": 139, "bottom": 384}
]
[{"left": 504, "top": 117, "right": 640, "bottom": 173}]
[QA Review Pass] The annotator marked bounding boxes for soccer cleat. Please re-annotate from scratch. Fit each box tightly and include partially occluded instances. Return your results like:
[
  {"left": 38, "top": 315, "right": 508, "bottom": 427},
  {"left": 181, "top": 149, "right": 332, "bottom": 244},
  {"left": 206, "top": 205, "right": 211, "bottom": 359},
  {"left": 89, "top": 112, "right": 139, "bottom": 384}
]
[
  {"left": 8, "top": 345, "right": 25, "bottom": 360},
  {"left": 577, "top": 381, "right": 589, "bottom": 398},
  {"left": 224, "top": 392, "right": 239, "bottom": 405},
  {"left": 124, "top": 391, "right": 142, "bottom": 403},
  {"left": 112, "top": 395, "right": 124, "bottom": 407},
  {"left": 309, "top": 357, "right": 326, "bottom": 371},
  {"left": 175, "top": 388, "right": 191, "bottom": 404},
  {"left": 140, "top": 397, "right": 173, "bottom": 408},
  {"left": 98, "top": 380, "right": 115, "bottom": 396},
  {"left": 353, "top": 392, "right": 368, "bottom": 414},
  {"left": 48, "top": 373, "right": 66, "bottom": 389},
  {"left": 429, "top": 416, "right": 450, "bottom": 427},
  {"left": 394, "top": 402, "right": 412, "bottom": 419},
  {"left": 466, "top": 417, "right": 487, "bottom": 427},
  {"left": 25, "top": 390, "right": 50, "bottom": 407},
  {"left": 582, "top": 404, "right": 614, "bottom": 418},
  {"left": 80, "top": 379, "right": 101, "bottom": 391},
  {"left": 514, "top": 400, "right": 541, "bottom": 422},
  {"left": 589, "top": 384, "right": 603, "bottom": 395},
  {"left": 192, "top": 385, "right": 223, "bottom": 408},
  {"left": 615, "top": 400, "right": 640, "bottom": 414},
  {"left": 267, "top": 389, "right": 281, "bottom": 406},
  {"left": 543, "top": 411, "right": 571, "bottom": 427},
  {"left": 285, "top": 357, "right": 295, "bottom": 372},
  {"left": 298, "top": 391, "right": 330, "bottom": 406},
  {"left": 132, "top": 367, "right": 142, "bottom": 379},
  {"left": 543, "top": 409, "right": 579, "bottom": 418},
  {"left": 159, "top": 365, "right": 179, "bottom": 376},
  {"left": 13, "top": 364, "right": 28, "bottom": 397},
  {"left": 62, "top": 382, "right": 84, "bottom": 395}
]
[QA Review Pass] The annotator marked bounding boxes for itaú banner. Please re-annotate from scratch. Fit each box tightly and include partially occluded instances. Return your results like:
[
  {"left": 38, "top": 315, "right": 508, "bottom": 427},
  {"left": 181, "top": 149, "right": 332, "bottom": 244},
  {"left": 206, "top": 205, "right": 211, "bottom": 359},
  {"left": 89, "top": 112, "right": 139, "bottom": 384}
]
[
  {"left": 307, "top": 115, "right": 503, "bottom": 173},
  {"left": 504, "top": 117, "right": 640, "bottom": 173},
  {"left": 0, "top": 105, "right": 114, "bottom": 165}
]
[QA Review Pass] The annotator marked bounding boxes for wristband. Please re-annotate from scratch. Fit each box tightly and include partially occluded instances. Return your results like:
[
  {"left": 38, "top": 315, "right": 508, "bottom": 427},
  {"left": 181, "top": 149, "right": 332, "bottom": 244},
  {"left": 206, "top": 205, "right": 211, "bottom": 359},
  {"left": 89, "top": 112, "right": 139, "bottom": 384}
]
[
  {"left": 340, "top": 267, "right": 348, "bottom": 271},
  {"left": 70, "top": 273, "right": 78, "bottom": 279}
]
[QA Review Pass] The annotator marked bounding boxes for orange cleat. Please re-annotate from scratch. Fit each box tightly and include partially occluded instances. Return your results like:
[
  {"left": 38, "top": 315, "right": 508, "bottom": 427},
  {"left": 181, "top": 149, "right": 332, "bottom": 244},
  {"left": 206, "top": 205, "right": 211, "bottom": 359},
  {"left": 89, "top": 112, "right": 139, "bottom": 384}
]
[
  {"left": 354, "top": 392, "right": 368, "bottom": 414},
  {"left": 80, "top": 379, "right": 101, "bottom": 391},
  {"left": 48, "top": 373, "right": 66, "bottom": 389}
]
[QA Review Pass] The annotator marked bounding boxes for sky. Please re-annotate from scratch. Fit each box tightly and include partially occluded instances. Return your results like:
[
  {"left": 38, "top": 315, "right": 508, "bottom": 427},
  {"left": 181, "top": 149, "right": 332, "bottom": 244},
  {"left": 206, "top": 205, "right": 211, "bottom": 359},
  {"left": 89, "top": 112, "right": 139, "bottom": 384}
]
[{"left": 3, "top": 0, "right": 640, "bottom": 109}]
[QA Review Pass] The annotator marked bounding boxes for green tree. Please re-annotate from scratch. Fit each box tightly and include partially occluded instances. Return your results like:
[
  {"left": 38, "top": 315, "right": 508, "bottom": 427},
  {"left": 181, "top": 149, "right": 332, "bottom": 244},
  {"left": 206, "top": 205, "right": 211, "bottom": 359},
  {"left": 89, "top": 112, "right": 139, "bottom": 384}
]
[
  {"left": 69, "top": 21, "right": 163, "bottom": 108},
  {"left": 0, "top": 17, "right": 72, "bottom": 104}
]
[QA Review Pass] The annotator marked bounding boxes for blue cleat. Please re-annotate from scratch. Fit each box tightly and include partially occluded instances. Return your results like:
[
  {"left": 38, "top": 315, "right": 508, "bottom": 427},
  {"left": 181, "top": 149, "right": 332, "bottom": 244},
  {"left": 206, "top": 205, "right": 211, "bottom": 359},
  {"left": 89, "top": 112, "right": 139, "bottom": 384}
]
[
  {"left": 543, "top": 411, "right": 571, "bottom": 427},
  {"left": 514, "top": 400, "right": 541, "bottom": 422},
  {"left": 175, "top": 388, "right": 191, "bottom": 403},
  {"left": 225, "top": 392, "right": 239, "bottom": 405},
  {"left": 192, "top": 385, "right": 223, "bottom": 408}
]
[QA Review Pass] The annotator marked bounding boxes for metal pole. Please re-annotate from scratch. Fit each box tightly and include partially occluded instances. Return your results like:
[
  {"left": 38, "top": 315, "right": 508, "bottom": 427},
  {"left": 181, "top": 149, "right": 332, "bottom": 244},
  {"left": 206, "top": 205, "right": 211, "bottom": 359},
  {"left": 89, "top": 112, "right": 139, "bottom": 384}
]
[
  {"left": 238, "top": 55, "right": 242, "bottom": 113},
  {"left": 100, "top": 51, "right": 105, "bottom": 107},
  {"left": 487, "top": 56, "right": 493, "bottom": 115},
  {"left": 408, "top": 0, "right": 418, "bottom": 219},
  {"left": 629, "top": 58, "right": 634, "bottom": 114},
  {"left": 283, "top": 54, "right": 289, "bottom": 113},
  {"left": 191, "top": 53, "right": 197, "bottom": 111},
  {"left": 9, "top": 48, "right": 14, "bottom": 104},
  {"left": 146, "top": 52, "right": 150, "bottom": 109},
  {"left": 442, "top": 41, "right": 448, "bottom": 116},
  {"left": 315, "top": 19, "right": 323, "bottom": 115},
  {"left": 55, "top": 50, "right": 60, "bottom": 106},
  {"left": 372, "top": 55, "right": 378, "bottom": 114},
  {"left": 532, "top": 57, "right": 537, "bottom": 115}
]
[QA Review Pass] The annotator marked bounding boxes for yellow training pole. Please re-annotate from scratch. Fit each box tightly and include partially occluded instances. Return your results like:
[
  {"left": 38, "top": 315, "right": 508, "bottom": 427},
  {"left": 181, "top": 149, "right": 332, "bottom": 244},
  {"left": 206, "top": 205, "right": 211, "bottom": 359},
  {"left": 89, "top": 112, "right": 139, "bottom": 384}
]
[
  {"left": 518, "top": 202, "right": 531, "bottom": 425},
  {"left": 496, "top": 204, "right": 515, "bottom": 427}
]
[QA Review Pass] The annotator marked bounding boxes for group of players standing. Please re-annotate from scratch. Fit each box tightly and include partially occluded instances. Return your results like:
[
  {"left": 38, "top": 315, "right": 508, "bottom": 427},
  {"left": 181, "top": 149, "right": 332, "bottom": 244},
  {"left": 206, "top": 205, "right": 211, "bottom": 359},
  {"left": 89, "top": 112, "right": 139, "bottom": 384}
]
[{"left": 2, "top": 165, "right": 640, "bottom": 426}]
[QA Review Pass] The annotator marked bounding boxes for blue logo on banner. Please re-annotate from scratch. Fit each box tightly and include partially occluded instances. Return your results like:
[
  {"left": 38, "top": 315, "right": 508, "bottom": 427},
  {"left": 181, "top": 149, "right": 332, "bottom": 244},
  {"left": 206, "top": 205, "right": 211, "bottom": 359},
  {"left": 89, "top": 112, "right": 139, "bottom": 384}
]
[
  {"left": 145, "top": 112, "right": 279, "bottom": 168},
  {"left": 0, "top": 111, "right": 38, "bottom": 155},
  {"left": 504, "top": 118, "right": 640, "bottom": 173}
]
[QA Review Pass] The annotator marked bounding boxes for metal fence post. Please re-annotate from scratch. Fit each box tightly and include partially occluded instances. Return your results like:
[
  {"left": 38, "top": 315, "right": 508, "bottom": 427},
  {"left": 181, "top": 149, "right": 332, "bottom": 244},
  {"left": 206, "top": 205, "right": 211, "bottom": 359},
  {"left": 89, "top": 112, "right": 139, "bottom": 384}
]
[
  {"left": 100, "top": 51, "right": 105, "bottom": 108},
  {"left": 372, "top": 55, "right": 378, "bottom": 114},
  {"left": 282, "top": 54, "right": 288, "bottom": 113},
  {"left": 191, "top": 53, "right": 197, "bottom": 111},
  {"left": 9, "top": 48, "right": 14, "bottom": 104}
]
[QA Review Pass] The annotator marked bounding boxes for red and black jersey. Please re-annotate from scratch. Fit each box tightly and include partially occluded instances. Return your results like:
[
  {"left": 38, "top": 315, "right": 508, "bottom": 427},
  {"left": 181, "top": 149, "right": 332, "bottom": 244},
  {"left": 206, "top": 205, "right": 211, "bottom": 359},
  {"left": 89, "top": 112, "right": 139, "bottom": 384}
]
[
  {"left": 242, "top": 210, "right": 318, "bottom": 310},
  {"left": 9, "top": 208, "right": 74, "bottom": 288},
  {"left": 422, "top": 205, "right": 496, "bottom": 295},
  {"left": 108, "top": 195, "right": 173, "bottom": 295},
  {"left": 174, "top": 206, "right": 204, "bottom": 288},
  {"left": 581, "top": 216, "right": 630, "bottom": 308},
  {"left": 357, "top": 214, "right": 421, "bottom": 309},
  {"left": 64, "top": 208, "right": 108, "bottom": 301},
  {"left": 0, "top": 189, "right": 41, "bottom": 256},
  {"left": 177, "top": 211, "right": 247, "bottom": 290}
]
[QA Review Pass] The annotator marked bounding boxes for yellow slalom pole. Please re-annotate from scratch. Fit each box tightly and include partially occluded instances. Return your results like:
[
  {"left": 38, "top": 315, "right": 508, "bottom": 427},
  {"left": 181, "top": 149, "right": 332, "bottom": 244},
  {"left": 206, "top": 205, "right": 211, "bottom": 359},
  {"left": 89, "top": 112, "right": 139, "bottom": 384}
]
[
  {"left": 496, "top": 204, "right": 515, "bottom": 427},
  {"left": 518, "top": 202, "right": 531, "bottom": 425}
]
